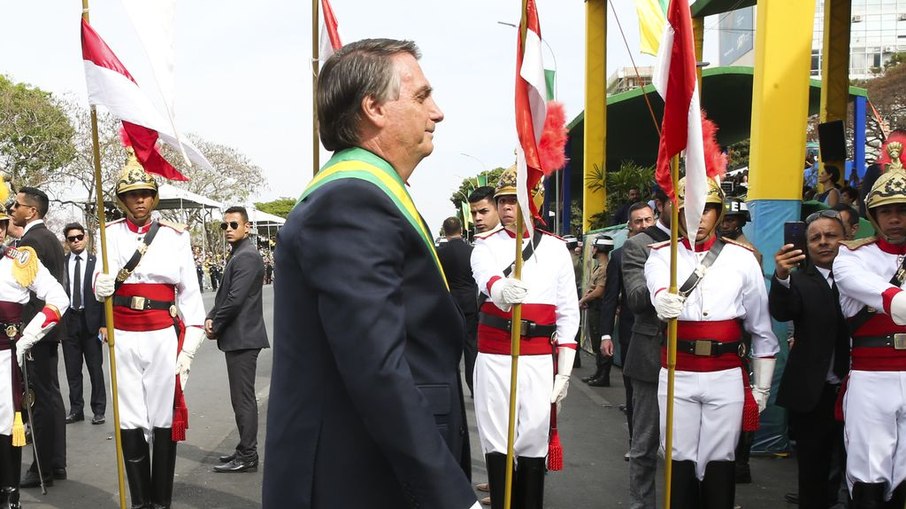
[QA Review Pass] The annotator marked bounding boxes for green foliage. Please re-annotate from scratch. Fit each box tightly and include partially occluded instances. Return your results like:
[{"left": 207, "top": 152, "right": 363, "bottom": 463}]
[
  {"left": 449, "top": 166, "right": 506, "bottom": 214},
  {"left": 255, "top": 197, "right": 296, "bottom": 218},
  {"left": 582, "top": 161, "right": 655, "bottom": 228},
  {"left": 727, "top": 139, "right": 750, "bottom": 170}
]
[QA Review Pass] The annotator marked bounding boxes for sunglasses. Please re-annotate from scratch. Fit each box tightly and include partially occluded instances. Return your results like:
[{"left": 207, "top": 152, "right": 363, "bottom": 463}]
[
  {"left": 220, "top": 221, "right": 241, "bottom": 231},
  {"left": 66, "top": 234, "right": 85, "bottom": 242},
  {"left": 805, "top": 210, "right": 842, "bottom": 224}
]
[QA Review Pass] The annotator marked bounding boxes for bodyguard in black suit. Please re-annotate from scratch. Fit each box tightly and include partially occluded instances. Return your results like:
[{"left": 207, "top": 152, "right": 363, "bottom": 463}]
[
  {"left": 61, "top": 223, "right": 106, "bottom": 425},
  {"left": 9, "top": 188, "right": 67, "bottom": 487},
  {"left": 206, "top": 207, "right": 269, "bottom": 473},
  {"left": 263, "top": 39, "right": 477, "bottom": 509},
  {"left": 770, "top": 213, "right": 850, "bottom": 509},
  {"left": 437, "top": 216, "right": 478, "bottom": 396}
]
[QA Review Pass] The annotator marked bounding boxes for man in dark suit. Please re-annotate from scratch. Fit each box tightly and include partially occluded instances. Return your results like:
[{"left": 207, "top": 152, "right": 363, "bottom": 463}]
[
  {"left": 770, "top": 212, "right": 850, "bottom": 509},
  {"left": 206, "top": 206, "right": 269, "bottom": 474},
  {"left": 9, "top": 187, "right": 67, "bottom": 487},
  {"left": 438, "top": 216, "right": 478, "bottom": 396},
  {"left": 61, "top": 222, "right": 106, "bottom": 425},
  {"left": 622, "top": 192, "right": 671, "bottom": 509},
  {"left": 262, "top": 39, "right": 477, "bottom": 509}
]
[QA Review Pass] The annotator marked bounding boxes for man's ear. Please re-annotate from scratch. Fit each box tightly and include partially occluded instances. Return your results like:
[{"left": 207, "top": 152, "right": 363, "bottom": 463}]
[{"left": 361, "top": 95, "right": 386, "bottom": 128}]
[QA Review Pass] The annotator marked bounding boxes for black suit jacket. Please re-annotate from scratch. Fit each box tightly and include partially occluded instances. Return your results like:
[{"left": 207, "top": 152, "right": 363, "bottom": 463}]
[
  {"left": 770, "top": 263, "right": 850, "bottom": 413},
  {"left": 63, "top": 251, "right": 103, "bottom": 334},
  {"left": 21, "top": 222, "right": 67, "bottom": 342},
  {"left": 263, "top": 178, "right": 475, "bottom": 509},
  {"left": 207, "top": 238, "right": 269, "bottom": 352},
  {"left": 600, "top": 247, "right": 634, "bottom": 344},
  {"left": 437, "top": 238, "right": 477, "bottom": 317}
]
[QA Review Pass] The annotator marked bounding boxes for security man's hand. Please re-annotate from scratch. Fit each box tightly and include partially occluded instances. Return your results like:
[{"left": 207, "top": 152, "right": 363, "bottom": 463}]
[{"left": 774, "top": 244, "right": 806, "bottom": 280}]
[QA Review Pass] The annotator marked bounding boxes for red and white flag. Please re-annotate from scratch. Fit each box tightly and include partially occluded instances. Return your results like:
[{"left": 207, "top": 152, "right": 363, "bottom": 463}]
[
  {"left": 652, "top": 0, "right": 705, "bottom": 245},
  {"left": 81, "top": 19, "right": 213, "bottom": 181},
  {"left": 515, "top": 0, "right": 547, "bottom": 237},
  {"left": 320, "top": 0, "right": 343, "bottom": 64}
]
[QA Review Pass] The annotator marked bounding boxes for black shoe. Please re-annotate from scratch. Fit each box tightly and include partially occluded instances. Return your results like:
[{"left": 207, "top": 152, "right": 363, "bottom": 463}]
[
  {"left": 20, "top": 470, "right": 51, "bottom": 488},
  {"left": 65, "top": 413, "right": 84, "bottom": 424},
  {"left": 213, "top": 457, "right": 258, "bottom": 473},
  {"left": 52, "top": 468, "right": 66, "bottom": 480},
  {"left": 218, "top": 452, "right": 236, "bottom": 463},
  {"left": 587, "top": 377, "right": 611, "bottom": 387},
  {"left": 784, "top": 492, "right": 799, "bottom": 504},
  {"left": 91, "top": 415, "right": 106, "bottom": 425}
]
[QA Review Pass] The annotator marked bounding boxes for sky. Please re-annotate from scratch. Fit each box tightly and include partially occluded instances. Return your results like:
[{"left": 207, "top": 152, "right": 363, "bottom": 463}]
[{"left": 1, "top": 0, "right": 719, "bottom": 232}]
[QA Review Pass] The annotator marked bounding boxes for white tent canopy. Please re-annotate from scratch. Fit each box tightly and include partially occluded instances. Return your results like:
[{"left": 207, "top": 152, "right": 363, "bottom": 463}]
[
  {"left": 246, "top": 208, "right": 286, "bottom": 228},
  {"left": 157, "top": 184, "right": 222, "bottom": 210}
]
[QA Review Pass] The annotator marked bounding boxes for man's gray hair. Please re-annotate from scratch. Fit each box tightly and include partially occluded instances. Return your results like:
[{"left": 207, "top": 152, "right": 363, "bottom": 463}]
[{"left": 318, "top": 38, "right": 421, "bottom": 152}]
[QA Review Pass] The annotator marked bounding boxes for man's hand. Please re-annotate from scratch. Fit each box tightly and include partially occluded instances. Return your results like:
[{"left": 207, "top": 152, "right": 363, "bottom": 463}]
[
  {"left": 654, "top": 291, "right": 686, "bottom": 321},
  {"left": 891, "top": 292, "right": 906, "bottom": 326},
  {"left": 204, "top": 319, "right": 216, "bottom": 339},
  {"left": 94, "top": 273, "right": 116, "bottom": 301},
  {"left": 773, "top": 244, "right": 806, "bottom": 280},
  {"left": 98, "top": 327, "right": 108, "bottom": 343},
  {"left": 175, "top": 327, "right": 206, "bottom": 389},
  {"left": 489, "top": 278, "right": 529, "bottom": 312},
  {"left": 600, "top": 335, "right": 614, "bottom": 357}
]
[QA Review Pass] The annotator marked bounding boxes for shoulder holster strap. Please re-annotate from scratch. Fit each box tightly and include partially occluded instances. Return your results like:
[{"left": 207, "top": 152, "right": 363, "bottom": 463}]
[
  {"left": 478, "top": 229, "right": 543, "bottom": 308},
  {"left": 677, "top": 239, "right": 725, "bottom": 298},
  {"left": 849, "top": 254, "right": 906, "bottom": 334},
  {"left": 114, "top": 220, "right": 162, "bottom": 292}
]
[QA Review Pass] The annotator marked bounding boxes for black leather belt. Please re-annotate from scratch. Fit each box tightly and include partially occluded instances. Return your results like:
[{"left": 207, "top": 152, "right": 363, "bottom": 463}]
[
  {"left": 676, "top": 339, "right": 745, "bottom": 357},
  {"left": 479, "top": 313, "right": 557, "bottom": 338},
  {"left": 112, "top": 296, "right": 177, "bottom": 317},
  {"left": 852, "top": 334, "right": 906, "bottom": 350}
]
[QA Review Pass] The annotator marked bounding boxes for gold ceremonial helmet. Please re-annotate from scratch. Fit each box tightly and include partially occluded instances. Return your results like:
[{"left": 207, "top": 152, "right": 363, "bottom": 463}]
[
  {"left": 495, "top": 164, "right": 545, "bottom": 212},
  {"left": 114, "top": 147, "right": 159, "bottom": 211},
  {"left": 676, "top": 176, "right": 726, "bottom": 238}
]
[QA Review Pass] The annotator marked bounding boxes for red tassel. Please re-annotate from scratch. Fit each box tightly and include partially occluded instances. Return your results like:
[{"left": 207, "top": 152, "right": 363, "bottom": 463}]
[
  {"left": 171, "top": 376, "right": 188, "bottom": 442},
  {"left": 742, "top": 387, "right": 760, "bottom": 432},
  {"left": 834, "top": 376, "right": 848, "bottom": 422},
  {"left": 547, "top": 404, "right": 563, "bottom": 471}
]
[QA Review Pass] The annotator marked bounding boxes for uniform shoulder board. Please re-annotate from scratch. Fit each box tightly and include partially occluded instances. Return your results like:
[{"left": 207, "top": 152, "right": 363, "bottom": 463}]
[
  {"left": 840, "top": 236, "right": 877, "bottom": 251},
  {"left": 106, "top": 218, "right": 126, "bottom": 227},
  {"left": 649, "top": 240, "right": 671, "bottom": 250},
  {"left": 722, "top": 237, "right": 754, "bottom": 252},
  {"left": 539, "top": 229, "right": 563, "bottom": 240},
  {"left": 6, "top": 246, "right": 38, "bottom": 288},
  {"left": 158, "top": 220, "right": 186, "bottom": 233}
]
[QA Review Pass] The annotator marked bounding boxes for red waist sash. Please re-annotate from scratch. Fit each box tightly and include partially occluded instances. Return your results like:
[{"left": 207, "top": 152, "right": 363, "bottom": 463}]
[
  {"left": 478, "top": 302, "right": 556, "bottom": 355},
  {"left": 661, "top": 320, "right": 743, "bottom": 372},
  {"left": 113, "top": 283, "right": 177, "bottom": 332}
]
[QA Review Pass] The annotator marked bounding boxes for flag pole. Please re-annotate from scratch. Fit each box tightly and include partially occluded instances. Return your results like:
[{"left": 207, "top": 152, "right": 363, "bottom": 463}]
[
  {"left": 663, "top": 154, "right": 680, "bottom": 509},
  {"left": 81, "top": 3, "right": 128, "bottom": 509},
  {"left": 312, "top": 0, "right": 320, "bottom": 177}
]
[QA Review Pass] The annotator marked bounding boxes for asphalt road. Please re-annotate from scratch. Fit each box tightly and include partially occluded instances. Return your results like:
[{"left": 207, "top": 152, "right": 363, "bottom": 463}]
[{"left": 18, "top": 286, "right": 800, "bottom": 508}]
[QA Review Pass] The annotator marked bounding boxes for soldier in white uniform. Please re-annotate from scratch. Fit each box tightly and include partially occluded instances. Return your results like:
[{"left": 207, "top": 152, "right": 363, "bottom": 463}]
[
  {"left": 470, "top": 166, "right": 579, "bottom": 509},
  {"left": 645, "top": 178, "right": 778, "bottom": 509},
  {"left": 93, "top": 149, "right": 206, "bottom": 509},
  {"left": 833, "top": 130, "right": 906, "bottom": 509}
]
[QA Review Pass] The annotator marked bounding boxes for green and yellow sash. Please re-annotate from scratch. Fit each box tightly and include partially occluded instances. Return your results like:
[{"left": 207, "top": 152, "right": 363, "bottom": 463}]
[{"left": 298, "top": 148, "right": 448, "bottom": 289}]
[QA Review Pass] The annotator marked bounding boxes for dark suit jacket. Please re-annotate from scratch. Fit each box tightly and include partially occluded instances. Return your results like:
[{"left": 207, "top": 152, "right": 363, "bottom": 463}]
[
  {"left": 600, "top": 247, "right": 634, "bottom": 344},
  {"left": 437, "top": 238, "right": 477, "bottom": 317},
  {"left": 770, "top": 263, "right": 850, "bottom": 413},
  {"left": 207, "top": 238, "right": 269, "bottom": 352},
  {"left": 21, "top": 222, "right": 66, "bottom": 342},
  {"left": 63, "top": 251, "right": 103, "bottom": 334},
  {"left": 263, "top": 178, "right": 475, "bottom": 509},
  {"left": 622, "top": 225, "right": 670, "bottom": 383}
]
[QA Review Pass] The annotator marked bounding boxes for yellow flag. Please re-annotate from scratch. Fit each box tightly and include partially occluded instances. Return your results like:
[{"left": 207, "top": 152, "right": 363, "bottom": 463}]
[{"left": 635, "top": 0, "right": 668, "bottom": 56}]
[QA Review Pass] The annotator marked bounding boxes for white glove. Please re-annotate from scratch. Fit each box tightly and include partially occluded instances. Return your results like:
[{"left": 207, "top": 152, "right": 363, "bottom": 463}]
[
  {"left": 891, "top": 291, "right": 906, "bottom": 325},
  {"left": 489, "top": 278, "right": 529, "bottom": 312},
  {"left": 551, "top": 347, "right": 576, "bottom": 405},
  {"left": 175, "top": 327, "right": 206, "bottom": 389},
  {"left": 16, "top": 309, "right": 58, "bottom": 368},
  {"left": 654, "top": 291, "right": 686, "bottom": 321},
  {"left": 751, "top": 357, "right": 776, "bottom": 413},
  {"left": 94, "top": 273, "right": 116, "bottom": 301}
]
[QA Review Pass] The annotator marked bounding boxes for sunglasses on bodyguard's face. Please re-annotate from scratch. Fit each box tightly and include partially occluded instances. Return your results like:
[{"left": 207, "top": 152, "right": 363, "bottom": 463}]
[
  {"left": 220, "top": 221, "right": 240, "bottom": 231},
  {"left": 67, "top": 234, "right": 85, "bottom": 242}
]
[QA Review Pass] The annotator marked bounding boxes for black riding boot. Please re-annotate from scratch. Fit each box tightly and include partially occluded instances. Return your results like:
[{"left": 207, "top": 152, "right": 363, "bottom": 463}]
[
  {"left": 513, "top": 456, "right": 545, "bottom": 509},
  {"left": 701, "top": 461, "right": 736, "bottom": 509},
  {"left": 670, "top": 460, "right": 700, "bottom": 509},
  {"left": 0, "top": 434, "right": 21, "bottom": 509},
  {"left": 121, "top": 429, "right": 151, "bottom": 509},
  {"left": 851, "top": 482, "right": 886, "bottom": 509},
  {"left": 485, "top": 453, "right": 514, "bottom": 509},
  {"left": 886, "top": 481, "right": 906, "bottom": 509},
  {"left": 150, "top": 428, "right": 177, "bottom": 509},
  {"left": 734, "top": 431, "right": 754, "bottom": 484}
]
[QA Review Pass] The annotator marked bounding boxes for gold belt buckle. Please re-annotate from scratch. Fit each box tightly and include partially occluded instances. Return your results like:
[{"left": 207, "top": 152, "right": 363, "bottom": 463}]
[
  {"left": 130, "top": 296, "right": 146, "bottom": 311},
  {"left": 693, "top": 340, "right": 713, "bottom": 356},
  {"left": 5, "top": 325, "right": 17, "bottom": 338},
  {"left": 168, "top": 305, "right": 178, "bottom": 318},
  {"left": 894, "top": 333, "right": 906, "bottom": 350}
]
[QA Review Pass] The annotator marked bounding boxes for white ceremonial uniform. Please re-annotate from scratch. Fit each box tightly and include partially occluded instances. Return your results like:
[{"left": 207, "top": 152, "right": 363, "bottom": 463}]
[
  {"left": 833, "top": 238, "right": 906, "bottom": 498},
  {"left": 94, "top": 218, "right": 204, "bottom": 434},
  {"left": 0, "top": 248, "right": 68, "bottom": 435},
  {"left": 470, "top": 228, "right": 579, "bottom": 457},
  {"left": 645, "top": 237, "right": 778, "bottom": 480}
]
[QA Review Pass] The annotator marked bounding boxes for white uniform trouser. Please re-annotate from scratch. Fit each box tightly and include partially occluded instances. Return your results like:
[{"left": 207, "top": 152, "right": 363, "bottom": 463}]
[
  {"left": 843, "top": 370, "right": 906, "bottom": 499},
  {"left": 0, "top": 350, "right": 11, "bottom": 435},
  {"left": 474, "top": 353, "right": 552, "bottom": 458},
  {"left": 658, "top": 367, "right": 743, "bottom": 480},
  {"left": 115, "top": 327, "right": 177, "bottom": 438}
]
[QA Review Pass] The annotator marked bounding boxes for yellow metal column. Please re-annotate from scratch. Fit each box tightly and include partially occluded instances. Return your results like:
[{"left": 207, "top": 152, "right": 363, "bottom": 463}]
[
  {"left": 818, "top": 0, "right": 852, "bottom": 188},
  {"left": 748, "top": 1, "right": 816, "bottom": 202},
  {"left": 583, "top": 0, "right": 606, "bottom": 231}
]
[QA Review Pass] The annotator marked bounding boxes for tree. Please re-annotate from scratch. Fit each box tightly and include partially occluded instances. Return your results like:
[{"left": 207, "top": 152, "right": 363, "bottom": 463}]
[
  {"left": 584, "top": 161, "right": 655, "bottom": 230},
  {"left": 854, "top": 53, "right": 906, "bottom": 158},
  {"left": 255, "top": 198, "right": 295, "bottom": 218},
  {"left": 0, "top": 75, "right": 77, "bottom": 187},
  {"left": 448, "top": 167, "right": 506, "bottom": 217}
]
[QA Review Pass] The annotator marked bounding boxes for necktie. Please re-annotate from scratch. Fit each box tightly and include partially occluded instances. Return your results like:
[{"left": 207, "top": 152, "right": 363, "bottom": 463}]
[{"left": 73, "top": 255, "right": 82, "bottom": 310}]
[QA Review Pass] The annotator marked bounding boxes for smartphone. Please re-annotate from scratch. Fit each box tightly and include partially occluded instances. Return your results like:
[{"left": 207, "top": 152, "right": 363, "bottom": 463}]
[{"left": 783, "top": 221, "right": 807, "bottom": 258}]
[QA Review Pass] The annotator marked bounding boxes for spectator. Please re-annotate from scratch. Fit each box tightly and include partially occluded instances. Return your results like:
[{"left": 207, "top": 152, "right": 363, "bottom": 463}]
[
  {"left": 612, "top": 186, "right": 642, "bottom": 226},
  {"left": 816, "top": 165, "right": 842, "bottom": 207},
  {"left": 468, "top": 186, "right": 500, "bottom": 234},
  {"left": 831, "top": 203, "right": 860, "bottom": 240}
]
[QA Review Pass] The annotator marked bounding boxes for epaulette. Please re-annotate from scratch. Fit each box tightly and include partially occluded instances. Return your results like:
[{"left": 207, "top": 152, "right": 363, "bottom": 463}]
[
  {"left": 722, "top": 237, "right": 754, "bottom": 252},
  {"left": 4, "top": 246, "right": 38, "bottom": 288},
  {"left": 474, "top": 225, "right": 503, "bottom": 240},
  {"left": 538, "top": 229, "right": 563, "bottom": 241},
  {"left": 840, "top": 236, "right": 877, "bottom": 251},
  {"left": 649, "top": 240, "right": 671, "bottom": 250},
  {"left": 106, "top": 218, "right": 126, "bottom": 227},
  {"left": 158, "top": 219, "right": 186, "bottom": 233}
]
